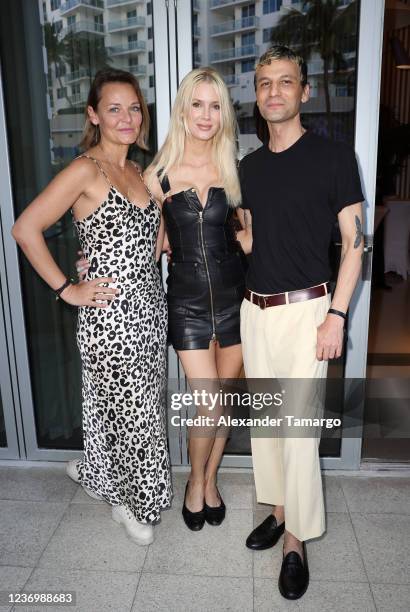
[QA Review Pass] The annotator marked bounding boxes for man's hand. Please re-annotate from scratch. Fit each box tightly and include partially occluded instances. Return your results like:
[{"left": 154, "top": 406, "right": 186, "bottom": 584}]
[{"left": 316, "top": 313, "right": 345, "bottom": 361}]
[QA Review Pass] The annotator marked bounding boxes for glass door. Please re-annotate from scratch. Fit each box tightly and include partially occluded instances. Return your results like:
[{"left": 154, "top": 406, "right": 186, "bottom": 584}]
[
  {"left": 170, "top": 0, "right": 385, "bottom": 469},
  {"left": 0, "top": 0, "right": 174, "bottom": 461}
]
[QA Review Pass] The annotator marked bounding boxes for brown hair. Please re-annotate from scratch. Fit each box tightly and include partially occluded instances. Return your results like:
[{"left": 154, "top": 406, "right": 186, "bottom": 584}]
[{"left": 80, "top": 68, "right": 149, "bottom": 150}]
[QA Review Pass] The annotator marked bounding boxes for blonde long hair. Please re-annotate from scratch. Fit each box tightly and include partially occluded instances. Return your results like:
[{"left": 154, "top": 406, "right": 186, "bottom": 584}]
[{"left": 150, "top": 67, "right": 241, "bottom": 207}]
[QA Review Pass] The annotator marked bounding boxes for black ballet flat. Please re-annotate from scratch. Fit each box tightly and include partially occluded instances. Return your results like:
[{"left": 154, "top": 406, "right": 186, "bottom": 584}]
[
  {"left": 204, "top": 488, "right": 226, "bottom": 526},
  {"left": 182, "top": 483, "right": 205, "bottom": 531}
]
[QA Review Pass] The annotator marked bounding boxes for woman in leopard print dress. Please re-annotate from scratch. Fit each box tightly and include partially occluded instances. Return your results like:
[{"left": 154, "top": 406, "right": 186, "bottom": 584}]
[{"left": 12, "top": 69, "right": 172, "bottom": 545}]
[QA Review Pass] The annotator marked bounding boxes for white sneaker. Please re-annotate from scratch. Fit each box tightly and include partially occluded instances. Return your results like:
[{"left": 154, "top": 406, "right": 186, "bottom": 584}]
[
  {"left": 112, "top": 505, "right": 154, "bottom": 546},
  {"left": 66, "top": 460, "right": 103, "bottom": 501},
  {"left": 66, "top": 459, "right": 81, "bottom": 483}
]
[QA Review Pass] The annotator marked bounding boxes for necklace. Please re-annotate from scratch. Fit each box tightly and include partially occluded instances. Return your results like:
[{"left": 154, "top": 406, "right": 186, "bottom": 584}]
[
  {"left": 96, "top": 146, "right": 128, "bottom": 172},
  {"left": 94, "top": 147, "right": 146, "bottom": 204}
]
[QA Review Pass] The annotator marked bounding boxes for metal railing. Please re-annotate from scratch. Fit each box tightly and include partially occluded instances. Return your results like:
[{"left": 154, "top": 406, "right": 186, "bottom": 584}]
[
  {"left": 210, "top": 0, "right": 248, "bottom": 8},
  {"left": 211, "top": 16, "right": 259, "bottom": 36},
  {"left": 65, "top": 68, "right": 89, "bottom": 83},
  {"left": 70, "top": 92, "right": 87, "bottom": 105},
  {"left": 110, "top": 40, "right": 146, "bottom": 54},
  {"left": 106, "top": 0, "right": 144, "bottom": 7},
  {"left": 60, "top": 0, "right": 104, "bottom": 14},
  {"left": 129, "top": 64, "right": 147, "bottom": 75},
  {"left": 211, "top": 44, "right": 259, "bottom": 62},
  {"left": 108, "top": 16, "right": 146, "bottom": 31},
  {"left": 60, "top": 20, "right": 105, "bottom": 37}
]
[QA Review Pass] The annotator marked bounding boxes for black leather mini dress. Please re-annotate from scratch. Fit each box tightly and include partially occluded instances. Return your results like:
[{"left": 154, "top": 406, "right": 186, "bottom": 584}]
[{"left": 160, "top": 175, "right": 245, "bottom": 350}]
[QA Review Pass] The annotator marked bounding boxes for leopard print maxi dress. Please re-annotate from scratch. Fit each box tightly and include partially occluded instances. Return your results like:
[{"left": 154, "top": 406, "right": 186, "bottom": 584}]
[{"left": 73, "top": 156, "right": 172, "bottom": 523}]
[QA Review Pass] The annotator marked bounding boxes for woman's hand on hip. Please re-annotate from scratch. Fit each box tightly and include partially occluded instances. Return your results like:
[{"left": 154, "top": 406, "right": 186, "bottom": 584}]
[{"left": 60, "top": 277, "right": 119, "bottom": 308}]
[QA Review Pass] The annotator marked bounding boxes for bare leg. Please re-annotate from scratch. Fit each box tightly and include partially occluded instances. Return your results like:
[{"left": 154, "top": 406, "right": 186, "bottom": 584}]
[
  {"left": 178, "top": 341, "right": 243, "bottom": 510},
  {"left": 178, "top": 343, "right": 219, "bottom": 512},
  {"left": 204, "top": 342, "right": 243, "bottom": 506}
]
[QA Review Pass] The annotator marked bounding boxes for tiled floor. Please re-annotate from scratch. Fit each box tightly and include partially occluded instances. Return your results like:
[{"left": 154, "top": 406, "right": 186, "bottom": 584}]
[{"left": 1, "top": 466, "right": 410, "bottom": 611}]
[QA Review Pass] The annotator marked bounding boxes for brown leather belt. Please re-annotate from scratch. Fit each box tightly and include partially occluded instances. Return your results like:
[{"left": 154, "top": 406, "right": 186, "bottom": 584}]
[{"left": 245, "top": 283, "right": 330, "bottom": 310}]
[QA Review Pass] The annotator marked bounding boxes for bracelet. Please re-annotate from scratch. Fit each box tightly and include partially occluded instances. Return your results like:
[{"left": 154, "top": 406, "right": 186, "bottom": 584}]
[
  {"left": 55, "top": 278, "right": 73, "bottom": 300},
  {"left": 328, "top": 308, "right": 347, "bottom": 320}
]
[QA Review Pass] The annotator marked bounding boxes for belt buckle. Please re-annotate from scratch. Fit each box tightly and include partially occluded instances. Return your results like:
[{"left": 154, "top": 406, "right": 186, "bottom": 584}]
[{"left": 259, "top": 296, "right": 267, "bottom": 310}]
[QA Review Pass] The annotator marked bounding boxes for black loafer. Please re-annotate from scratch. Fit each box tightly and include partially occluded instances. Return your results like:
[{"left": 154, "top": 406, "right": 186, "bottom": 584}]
[
  {"left": 204, "top": 489, "right": 226, "bottom": 526},
  {"left": 182, "top": 483, "right": 205, "bottom": 531},
  {"left": 246, "top": 514, "right": 285, "bottom": 550},
  {"left": 278, "top": 541, "right": 309, "bottom": 600}
]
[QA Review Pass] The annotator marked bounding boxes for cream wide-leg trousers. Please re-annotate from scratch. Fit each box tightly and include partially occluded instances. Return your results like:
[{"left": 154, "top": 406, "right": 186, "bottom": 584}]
[{"left": 240, "top": 288, "right": 331, "bottom": 542}]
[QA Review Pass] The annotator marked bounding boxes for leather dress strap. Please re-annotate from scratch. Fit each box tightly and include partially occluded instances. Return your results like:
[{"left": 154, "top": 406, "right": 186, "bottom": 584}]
[{"left": 157, "top": 170, "right": 171, "bottom": 195}]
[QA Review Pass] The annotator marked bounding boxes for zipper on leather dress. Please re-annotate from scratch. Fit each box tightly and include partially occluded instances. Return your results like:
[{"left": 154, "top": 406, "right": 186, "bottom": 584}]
[{"left": 198, "top": 210, "right": 217, "bottom": 342}]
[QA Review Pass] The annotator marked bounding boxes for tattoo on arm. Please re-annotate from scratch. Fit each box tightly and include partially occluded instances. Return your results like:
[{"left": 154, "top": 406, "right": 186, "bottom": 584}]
[{"left": 354, "top": 215, "right": 363, "bottom": 249}]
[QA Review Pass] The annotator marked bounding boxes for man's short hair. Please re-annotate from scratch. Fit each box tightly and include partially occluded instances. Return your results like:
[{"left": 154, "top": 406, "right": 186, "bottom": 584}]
[{"left": 255, "top": 46, "right": 308, "bottom": 88}]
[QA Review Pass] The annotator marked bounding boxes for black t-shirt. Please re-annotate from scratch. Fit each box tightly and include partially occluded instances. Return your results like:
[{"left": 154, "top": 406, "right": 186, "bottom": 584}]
[{"left": 239, "top": 131, "right": 364, "bottom": 294}]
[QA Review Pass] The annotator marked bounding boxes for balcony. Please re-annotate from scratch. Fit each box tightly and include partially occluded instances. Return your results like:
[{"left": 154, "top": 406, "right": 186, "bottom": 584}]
[
  {"left": 109, "top": 40, "right": 146, "bottom": 56},
  {"left": 211, "top": 16, "right": 259, "bottom": 37},
  {"left": 60, "top": 0, "right": 104, "bottom": 17},
  {"left": 108, "top": 16, "right": 146, "bottom": 32},
  {"left": 224, "top": 74, "right": 239, "bottom": 87},
  {"left": 210, "top": 44, "right": 259, "bottom": 63},
  {"left": 194, "top": 52, "right": 202, "bottom": 65},
  {"left": 106, "top": 0, "right": 144, "bottom": 7},
  {"left": 65, "top": 68, "right": 90, "bottom": 83},
  {"left": 193, "top": 25, "right": 201, "bottom": 38},
  {"left": 210, "top": 0, "right": 252, "bottom": 9},
  {"left": 129, "top": 64, "right": 147, "bottom": 77},
  {"left": 60, "top": 20, "right": 105, "bottom": 38},
  {"left": 70, "top": 92, "right": 88, "bottom": 105},
  {"left": 193, "top": 0, "right": 200, "bottom": 12}
]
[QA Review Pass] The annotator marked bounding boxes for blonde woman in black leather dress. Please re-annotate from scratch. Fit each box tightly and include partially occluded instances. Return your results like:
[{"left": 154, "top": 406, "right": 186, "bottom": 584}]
[{"left": 145, "top": 67, "right": 245, "bottom": 530}]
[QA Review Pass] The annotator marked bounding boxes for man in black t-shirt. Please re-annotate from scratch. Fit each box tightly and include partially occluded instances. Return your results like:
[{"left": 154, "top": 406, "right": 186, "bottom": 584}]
[{"left": 236, "top": 46, "right": 364, "bottom": 601}]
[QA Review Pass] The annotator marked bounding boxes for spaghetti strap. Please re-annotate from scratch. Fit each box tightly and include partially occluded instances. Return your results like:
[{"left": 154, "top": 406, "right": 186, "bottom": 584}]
[
  {"left": 130, "top": 160, "right": 156, "bottom": 202},
  {"left": 77, "top": 154, "right": 111, "bottom": 186}
]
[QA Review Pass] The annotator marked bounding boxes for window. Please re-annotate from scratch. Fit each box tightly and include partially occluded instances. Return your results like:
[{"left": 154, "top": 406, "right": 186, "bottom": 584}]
[
  {"left": 263, "top": 0, "right": 283, "bottom": 13},
  {"left": 241, "top": 59, "right": 254, "bottom": 73},
  {"left": 148, "top": 27, "right": 153, "bottom": 39},
  {"left": 50, "top": 0, "right": 61, "bottom": 10},
  {"left": 242, "top": 32, "right": 255, "bottom": 47},
  {"left": 67, "top": 15, "right": 76, "bottom": 26},
  {"left": 128, "top": 34, "right": 138, "bottom": 43},
  {"left": 147, "top": 2, "right": 152, "bottom": 15},
  {"left": 242, "top": 4, "right": 255, "bottom": 18},
  {"left": 148, "top": 50, "right": 154, "bottom": 64},
  {"left": 94, "top": 15, "right": 103, "bottom": 26},
  {"left": 263, "top": 27, "right": 273, "bottom": 43},
  {"left": 127, "top": 10, "right": 137, "bottom": 19},
  {"left": 71, "top": 83, "right": 80, "bottom": 96},
  {"left": 149, "top": 75, "right": 155, "bottom": 88},
  {"left": 57, "top": 87, "right": 67, "bottom": 99}
]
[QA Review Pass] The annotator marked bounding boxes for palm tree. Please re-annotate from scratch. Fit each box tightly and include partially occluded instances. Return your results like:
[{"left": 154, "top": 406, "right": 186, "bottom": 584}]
[
  {"left": 63, "top": 32, "right": 112, "bottom": 82},
  {"left": 269, "top": 0, "right": 358, "bottom": 138},
  {"left": 43, "top": 22, "right": 73, "bottom": 108}
]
